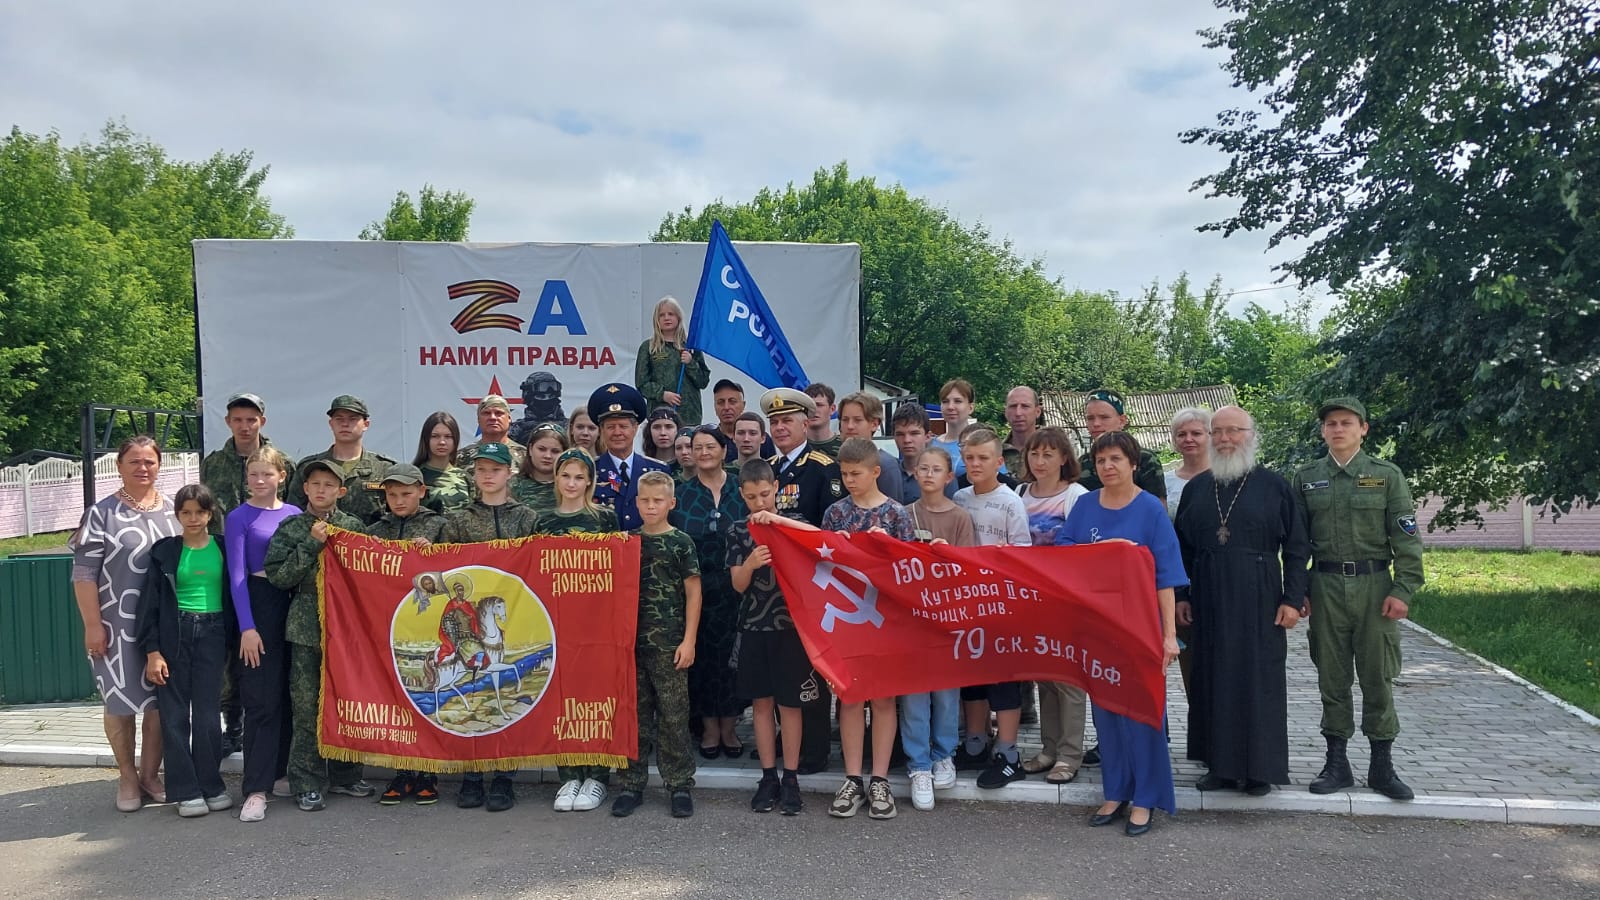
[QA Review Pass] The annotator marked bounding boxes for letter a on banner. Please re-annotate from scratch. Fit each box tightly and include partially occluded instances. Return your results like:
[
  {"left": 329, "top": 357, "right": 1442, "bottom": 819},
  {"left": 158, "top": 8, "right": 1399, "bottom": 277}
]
[{"left": 686, "top": 220, "right": 810, "bottom": 389}]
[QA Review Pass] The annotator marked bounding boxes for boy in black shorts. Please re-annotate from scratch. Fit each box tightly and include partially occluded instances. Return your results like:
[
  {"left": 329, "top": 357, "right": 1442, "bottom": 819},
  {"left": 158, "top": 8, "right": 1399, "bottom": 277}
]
[{"left": 728, "top": 458, "right": 819, "bottom": 815}]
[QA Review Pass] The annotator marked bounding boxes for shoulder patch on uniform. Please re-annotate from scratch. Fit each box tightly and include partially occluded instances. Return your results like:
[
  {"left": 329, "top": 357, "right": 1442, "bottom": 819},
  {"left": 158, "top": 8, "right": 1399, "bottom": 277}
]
[
  {"left": 828, "top": 478, "right": 843, "bottom": 497},
  {"left": 1301, "top": 480, "right": 1329, "bottom": 491},
  {"left": 1358, "top": 476, "right": 1387, "bottom": 488},
  {"left": 1397, "top": 514, "right": 1417, "bottom": 536}
]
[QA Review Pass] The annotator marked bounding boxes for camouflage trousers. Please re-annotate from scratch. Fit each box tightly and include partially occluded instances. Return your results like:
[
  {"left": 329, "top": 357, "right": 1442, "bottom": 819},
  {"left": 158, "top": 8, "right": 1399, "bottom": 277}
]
[
  {"left": 619, "top": 647, "right": 696, "bottom": 792},
  {"left": 287, "top": 642, "right": 363, "bottom": 794}
]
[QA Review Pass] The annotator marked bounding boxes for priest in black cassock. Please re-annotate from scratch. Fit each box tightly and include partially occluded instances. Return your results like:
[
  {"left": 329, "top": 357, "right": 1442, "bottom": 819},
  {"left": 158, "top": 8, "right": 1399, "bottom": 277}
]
[{"left": 1173, "top": 406, "right": 1311, "bottom": 795}]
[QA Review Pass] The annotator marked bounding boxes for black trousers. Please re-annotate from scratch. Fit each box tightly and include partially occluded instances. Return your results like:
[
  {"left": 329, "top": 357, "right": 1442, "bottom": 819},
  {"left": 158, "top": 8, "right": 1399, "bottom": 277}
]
[
  {"left": 156, "top": 611, "right": 229, "bottom": 802},
  {"left": 239, "top": 576, "right": 292, "bottom": 795}
]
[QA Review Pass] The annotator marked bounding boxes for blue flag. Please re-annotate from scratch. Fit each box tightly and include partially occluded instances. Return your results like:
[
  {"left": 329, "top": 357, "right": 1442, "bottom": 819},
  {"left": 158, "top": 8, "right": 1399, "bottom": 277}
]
[{"left": 686, "top": 220, "right": 810, "bottom": 390}]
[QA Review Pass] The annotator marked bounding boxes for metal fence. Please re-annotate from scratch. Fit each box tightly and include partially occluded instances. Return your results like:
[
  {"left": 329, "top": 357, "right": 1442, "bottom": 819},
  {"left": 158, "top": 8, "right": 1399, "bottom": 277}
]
[{"left": 0, "top": 453, "right": 199, "bottom": 539}]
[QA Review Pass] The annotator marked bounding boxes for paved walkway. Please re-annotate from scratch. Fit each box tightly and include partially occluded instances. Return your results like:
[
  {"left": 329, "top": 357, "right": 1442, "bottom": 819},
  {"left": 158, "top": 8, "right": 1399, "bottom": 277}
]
[{"left": 3, "top": 621, "right": 1597, "bottom": 825}]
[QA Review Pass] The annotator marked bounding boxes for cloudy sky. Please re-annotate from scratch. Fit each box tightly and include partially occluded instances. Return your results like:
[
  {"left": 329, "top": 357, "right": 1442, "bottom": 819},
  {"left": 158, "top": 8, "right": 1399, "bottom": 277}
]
[{"left": 2, "top": 0, "right": 1314, "bottom": 311}]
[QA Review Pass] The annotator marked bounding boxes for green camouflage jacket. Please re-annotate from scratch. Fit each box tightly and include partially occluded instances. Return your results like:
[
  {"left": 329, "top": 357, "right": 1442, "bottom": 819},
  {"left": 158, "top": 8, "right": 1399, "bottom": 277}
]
[
  {"left": 200, "top": 436, "right": 293, "bottom": 534},
  {"left": 286, "top": 448, "right": 397, "bottom": 524},
  {"left": 441, "top": 499, "right": 541, "bottom": 543},
  {"left": 264, "top": 508, "right": 364, "bottom": 646}
]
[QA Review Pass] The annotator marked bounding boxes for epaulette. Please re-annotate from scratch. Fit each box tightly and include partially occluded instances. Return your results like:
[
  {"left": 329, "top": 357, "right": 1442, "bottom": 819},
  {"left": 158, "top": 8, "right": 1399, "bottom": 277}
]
[{"left": 804, "top": 450, "right": 835, "bottom": 465}]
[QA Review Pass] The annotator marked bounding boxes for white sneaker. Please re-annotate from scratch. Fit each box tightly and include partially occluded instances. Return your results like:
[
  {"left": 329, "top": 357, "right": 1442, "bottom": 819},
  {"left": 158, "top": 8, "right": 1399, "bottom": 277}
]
[
  {"left": 271, "top": 777, "right": 292, "bottom": 798},
  {"left": 931, "top": 757, "right": 957, "bottom": 789},
  {"left": 553, "top": 779, "right": 580, "bottom": 812},
  {"left": 910, "top": 771, "right": 935, "bottom": 811},
  {"left": 177, "top": 798, "right": 209, "bottom": 818},
  {"left": 239, "top": 793, "right": 267, "bottom": 823},
  {"left": 572, "top": 778, "right": 608, "bottom": 811},
  {"left": 204, "top": 793, "right": 233, "bottom": 812}
]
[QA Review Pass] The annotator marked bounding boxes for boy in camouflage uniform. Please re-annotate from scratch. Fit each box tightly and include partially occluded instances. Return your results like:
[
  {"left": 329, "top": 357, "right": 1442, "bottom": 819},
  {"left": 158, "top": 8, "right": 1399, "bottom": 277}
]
[
  {"left": 611, "top": 471, "right": 702, "bottom": 819},
  {"left": 440, "top": 442, "right": 540, "bottom": 812},
  {"left": 360, "top": 464, "right": 450, "bottom": 805},
  {"left": 285, "top": 395, "right": 395, "bottom": 525},
  {"left": 263, "top": 460, "right": 371, "bottom": 812}
]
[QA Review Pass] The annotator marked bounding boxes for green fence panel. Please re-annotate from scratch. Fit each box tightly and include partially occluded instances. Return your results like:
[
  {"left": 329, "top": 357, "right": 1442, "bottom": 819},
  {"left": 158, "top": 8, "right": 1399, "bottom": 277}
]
[{"left": 0, "top": 554, "right": 99, "bottom": 705}]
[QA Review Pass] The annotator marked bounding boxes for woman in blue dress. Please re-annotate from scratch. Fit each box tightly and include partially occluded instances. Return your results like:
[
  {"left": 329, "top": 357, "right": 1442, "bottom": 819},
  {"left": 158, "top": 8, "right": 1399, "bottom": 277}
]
[{"left": 1059, "top": 431, "right": 1185, "bottom": 835}]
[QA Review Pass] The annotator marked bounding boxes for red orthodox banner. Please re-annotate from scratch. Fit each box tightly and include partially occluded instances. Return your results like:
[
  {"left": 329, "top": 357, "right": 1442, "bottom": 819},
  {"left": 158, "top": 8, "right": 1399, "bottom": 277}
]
[
  {"left": 751, "top": 525, "right": 1166, "bottom": 729},
  {"left": 316, "top": 529, "right": 639, "bottom": 773}
]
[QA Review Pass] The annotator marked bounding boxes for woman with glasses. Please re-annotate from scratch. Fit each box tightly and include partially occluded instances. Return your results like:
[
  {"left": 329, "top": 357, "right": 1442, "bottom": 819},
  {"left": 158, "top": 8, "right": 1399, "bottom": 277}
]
[{"left": 671, "top": 425, "right": 748, "bottom": 758}]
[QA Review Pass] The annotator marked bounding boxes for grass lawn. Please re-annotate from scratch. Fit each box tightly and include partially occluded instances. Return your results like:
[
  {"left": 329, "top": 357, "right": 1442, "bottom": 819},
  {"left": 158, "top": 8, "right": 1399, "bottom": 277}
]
[
  {"left": 0, "top": 531, "right": 74, "bottom": 558},
  {"left": 1410, "top": 548, "right": 1600, "bottom": 717}
]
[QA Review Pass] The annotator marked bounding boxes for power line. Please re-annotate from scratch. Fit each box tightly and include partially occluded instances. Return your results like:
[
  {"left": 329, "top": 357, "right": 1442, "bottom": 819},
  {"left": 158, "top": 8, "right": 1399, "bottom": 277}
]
[{"left": 1061, "top": 284, "right": 1305, "bottom": 306}]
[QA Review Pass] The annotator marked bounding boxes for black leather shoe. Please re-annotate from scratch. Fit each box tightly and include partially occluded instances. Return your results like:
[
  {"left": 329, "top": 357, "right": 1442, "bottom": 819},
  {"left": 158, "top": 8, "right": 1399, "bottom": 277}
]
[
  {"left": 670, "top": 790, "right": 694, "bottom": 818},
  {"left": 1125, "top": 814, "right": 1153, "bottom": 836},
  {"left": 611, "top": 790, "right": 643, "bottom": 817},
  {"left": 698, "top": 744, "right": 721, "bottom": 760},
  {"left": 1244, "top": 780, "right": 1273, "bottom": 797},
  {"left": 1195, "top": 772, "right": 1237, "bottom": 792},
  {"left": 795, "top": 759, "right": 828, "bottom": 776},
  {"left": 1088, "top": 802, "right": 1127, "bottom": 827},
  {"left": 1083, "top": 744, "right": 1101, "bottom": 767}
]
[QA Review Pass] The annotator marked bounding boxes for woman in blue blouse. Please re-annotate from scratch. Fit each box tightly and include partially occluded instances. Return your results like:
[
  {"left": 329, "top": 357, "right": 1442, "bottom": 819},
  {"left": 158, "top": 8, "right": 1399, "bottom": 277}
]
[{"left": 1059, "top": 431, "right": 1185, "bottom": 836}]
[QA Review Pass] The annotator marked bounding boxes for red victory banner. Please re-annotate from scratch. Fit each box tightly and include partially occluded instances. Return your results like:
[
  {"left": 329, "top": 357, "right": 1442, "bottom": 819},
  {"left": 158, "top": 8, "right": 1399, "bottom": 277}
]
[
  {"left": 751, "top": 525, "right": 1167, "bottom": 728},
  {"left": 316, "top": 529, "right": 640, "bottom": 772}
]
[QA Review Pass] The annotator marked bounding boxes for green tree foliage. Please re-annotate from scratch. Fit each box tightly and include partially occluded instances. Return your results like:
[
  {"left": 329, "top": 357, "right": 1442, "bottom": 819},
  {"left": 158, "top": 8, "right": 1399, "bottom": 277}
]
[
  {"left": 1183, "top": 0, "right": 1600, "bottom": 524},
  {"left": 1214, "top": 298, "right": 1334, "bottom": 467},
  {"left": 0, "top": 123, "right": 288, "bottom": 456},
  {"left": 653, "top": 163, "right": 1069, "bottom": 414},
  {"left": 359, "top": 185, "right": 474, "bottom": 241}
]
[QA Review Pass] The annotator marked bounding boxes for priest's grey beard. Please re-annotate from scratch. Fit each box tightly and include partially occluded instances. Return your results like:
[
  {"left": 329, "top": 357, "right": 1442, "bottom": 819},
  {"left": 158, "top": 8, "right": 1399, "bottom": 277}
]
[{"left": 1212, "top": 440, "right": 1258, "bottom": 484}]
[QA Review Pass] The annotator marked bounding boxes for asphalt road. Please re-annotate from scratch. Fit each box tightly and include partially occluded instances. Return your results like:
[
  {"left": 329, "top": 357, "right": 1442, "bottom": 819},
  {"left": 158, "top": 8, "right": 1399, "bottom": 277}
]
[{"left": 1, "top": 767, "right": 1596, "bottom": 899}]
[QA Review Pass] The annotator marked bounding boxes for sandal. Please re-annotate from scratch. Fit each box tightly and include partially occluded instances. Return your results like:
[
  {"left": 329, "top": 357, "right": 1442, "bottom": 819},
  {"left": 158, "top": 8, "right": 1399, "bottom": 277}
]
[
  {"left": 721, "top": 741, "right": 744, "bottom": 758},
  {"left": 1046, "top": 762, "right": 1077, "bottom": 784},
  {"left": 1021, "top": 754, "right": 1055, "bottom": 775}
]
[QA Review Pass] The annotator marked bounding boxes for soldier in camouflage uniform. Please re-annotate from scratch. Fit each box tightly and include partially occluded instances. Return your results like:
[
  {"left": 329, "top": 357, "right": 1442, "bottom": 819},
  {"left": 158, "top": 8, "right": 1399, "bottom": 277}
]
[
  {"left": 458, "top": 395, "right": 528, "bottom": 472},
  {"left": 1296, "top": 398, "right": 1425, "bottom": 801},
  {"left": 612, "top": 471, "right": 702, "bottom": 819},
  {"left": 263, "top": 459, "right": 369, "bottom": 811},
  {"left": 285, "top": 395, "right": 395, "bottom": 525},
  {"left": 440, "top": 442, "right": 539, "bottom": 812},
  {"left": 199, "top": 392, "right": 292, "bottom": 754}
]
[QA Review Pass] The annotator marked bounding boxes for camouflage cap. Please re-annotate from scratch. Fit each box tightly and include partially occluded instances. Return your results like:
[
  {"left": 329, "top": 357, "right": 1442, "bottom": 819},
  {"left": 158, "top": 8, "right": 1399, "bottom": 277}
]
[
  {"left": 1085, "top": 388, "right": 1125, "bottom": 416},
  {"left": 327, "top": 395, "right": 369, "bottom": 418},
  {"left": 226, "top": 392, "right": 266, "bottom": 414},
  {"left": 478, "top": 394, "right": 511, "bottom": 414},
  {"left": 381, "top": 463, "right": 425, "bottom": 485},
  {"left": 471, "top": 442, "right": 514, "bottom": 466},
  {"left": 1318, "top": 396, "right": 1368, "bottom": 422},
  {"left": 299, "top": 458, "right": 344, "bottom": 482},
  {"left": 760, "top": 387, "right": 816, "bottom": 418}
]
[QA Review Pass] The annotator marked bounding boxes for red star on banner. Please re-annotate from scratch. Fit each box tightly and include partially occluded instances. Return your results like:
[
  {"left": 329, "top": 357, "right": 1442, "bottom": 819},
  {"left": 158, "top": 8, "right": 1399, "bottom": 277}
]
[{"left": 461, "top": 375, "right": 526, "bottom": 409}]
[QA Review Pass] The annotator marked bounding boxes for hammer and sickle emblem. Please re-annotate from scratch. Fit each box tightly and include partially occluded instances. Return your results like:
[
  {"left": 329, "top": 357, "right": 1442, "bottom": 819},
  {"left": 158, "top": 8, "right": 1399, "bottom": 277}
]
[{"left": 813, "top": 561, "right": 884, "bottom": 633}]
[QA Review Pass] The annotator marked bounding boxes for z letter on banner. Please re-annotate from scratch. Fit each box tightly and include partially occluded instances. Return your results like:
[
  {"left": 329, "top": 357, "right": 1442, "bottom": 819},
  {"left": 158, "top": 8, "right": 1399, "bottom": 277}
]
[
  {"left": 316, "top": 529, "right": 640, "bottom": 773},
  {"left": 752, "top": 525, "right": 1167, "bottom": 729}
]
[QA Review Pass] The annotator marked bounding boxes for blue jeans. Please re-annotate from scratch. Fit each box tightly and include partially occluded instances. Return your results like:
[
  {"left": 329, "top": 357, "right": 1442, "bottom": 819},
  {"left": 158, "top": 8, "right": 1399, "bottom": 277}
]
[{"left": 899, "top": 688, "right": 959, "bottom": 773}]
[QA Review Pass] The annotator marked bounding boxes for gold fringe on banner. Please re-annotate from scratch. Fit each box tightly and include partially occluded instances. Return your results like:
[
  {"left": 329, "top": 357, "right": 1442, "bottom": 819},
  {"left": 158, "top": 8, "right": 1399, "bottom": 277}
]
[
  {"left": 321, "top": 525, "right": 631, "bottom": 558},
  {"left": 318, "top": 742, "right": 627, "bottom": 775}
]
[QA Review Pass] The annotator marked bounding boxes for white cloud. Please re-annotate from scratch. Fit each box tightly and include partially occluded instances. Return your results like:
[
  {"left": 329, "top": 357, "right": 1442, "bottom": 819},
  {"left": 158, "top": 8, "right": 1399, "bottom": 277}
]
[{"left": 0, "top": 0, "right": 1317, "bottom": 312}]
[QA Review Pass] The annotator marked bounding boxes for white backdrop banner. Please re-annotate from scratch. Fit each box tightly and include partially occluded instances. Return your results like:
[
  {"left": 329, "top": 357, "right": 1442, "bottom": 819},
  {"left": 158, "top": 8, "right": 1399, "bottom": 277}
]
[{"left": 194, "top": 240, "right": 860, "bottom": 461}]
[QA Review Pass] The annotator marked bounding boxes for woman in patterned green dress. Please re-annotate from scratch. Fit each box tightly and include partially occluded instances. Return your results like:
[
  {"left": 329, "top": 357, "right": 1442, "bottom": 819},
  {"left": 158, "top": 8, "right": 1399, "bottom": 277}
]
[{"left": 670, "top": 426, "right": 748, "bottom": 757}]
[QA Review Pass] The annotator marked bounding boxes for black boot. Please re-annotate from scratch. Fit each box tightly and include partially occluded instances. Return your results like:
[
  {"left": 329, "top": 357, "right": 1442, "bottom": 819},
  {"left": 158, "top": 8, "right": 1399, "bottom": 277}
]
[
  {"left": 1308, "top": 735, "right": 1354, "bottom": 794},
  {"left": 1367, "top": 739, "right": 1414, "bottom": 800}
]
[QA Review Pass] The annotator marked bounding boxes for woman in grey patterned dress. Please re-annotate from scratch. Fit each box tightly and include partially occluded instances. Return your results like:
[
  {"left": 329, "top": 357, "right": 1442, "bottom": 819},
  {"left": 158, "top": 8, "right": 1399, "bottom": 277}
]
[{"left": 72, "top": 435, "right": 182, "bottom": 812}]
